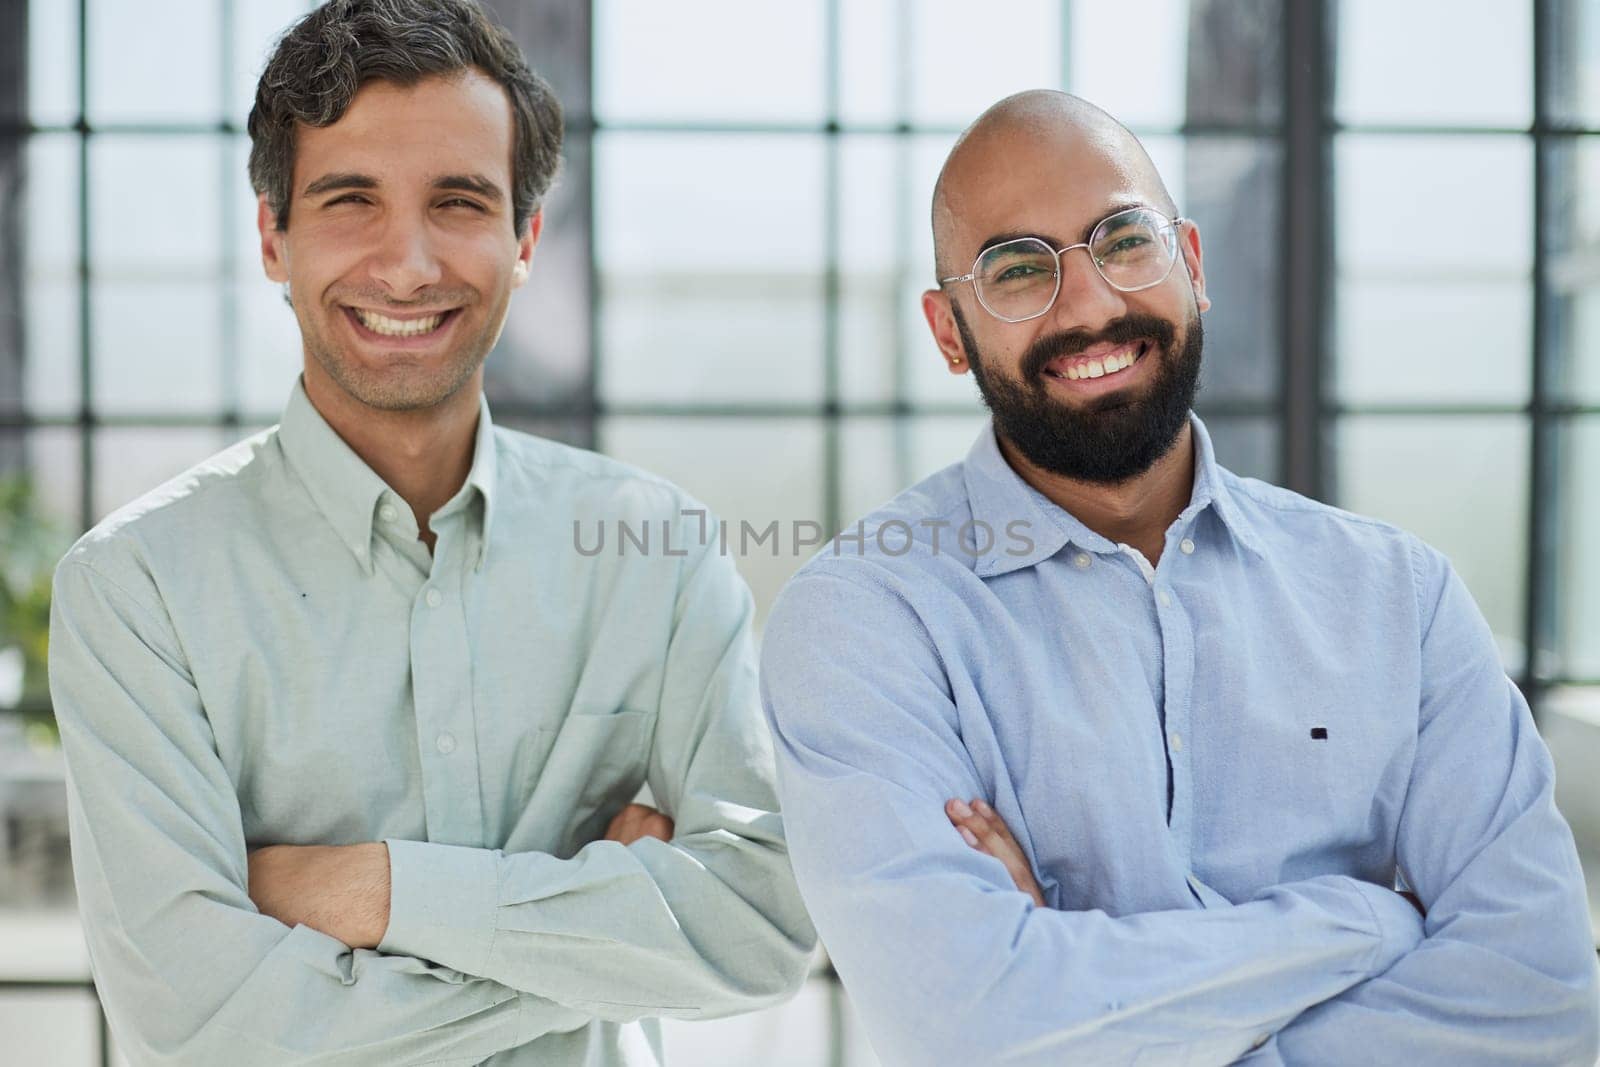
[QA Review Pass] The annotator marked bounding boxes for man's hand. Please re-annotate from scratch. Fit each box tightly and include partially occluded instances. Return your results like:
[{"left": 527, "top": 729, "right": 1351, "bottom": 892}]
[
  {"left": 247, "top": 842, "right": 391, "bottom": 949},
  {"left": 946, "top": 798, "right": 1047, "bottom": 908},
  {"left": 605, "top": 803, "right": 674, "bottom": 845}
]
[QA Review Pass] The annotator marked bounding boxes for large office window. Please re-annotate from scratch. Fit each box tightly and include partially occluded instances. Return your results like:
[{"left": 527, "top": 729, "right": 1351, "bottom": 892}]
[{"left": 0, "top": 1, "right": 1596, "bottom": 1063}]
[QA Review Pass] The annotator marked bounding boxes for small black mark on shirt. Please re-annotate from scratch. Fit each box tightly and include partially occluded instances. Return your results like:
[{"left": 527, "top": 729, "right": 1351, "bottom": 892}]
[{"left": 1310, "top": 727, "right": 1328, "bottom": 740}]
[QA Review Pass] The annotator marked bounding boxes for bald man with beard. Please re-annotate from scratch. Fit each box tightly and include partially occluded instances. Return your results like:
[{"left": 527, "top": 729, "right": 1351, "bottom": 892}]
[{"left": 759, "top": 91, "right": 1598, "bottom": 1066}]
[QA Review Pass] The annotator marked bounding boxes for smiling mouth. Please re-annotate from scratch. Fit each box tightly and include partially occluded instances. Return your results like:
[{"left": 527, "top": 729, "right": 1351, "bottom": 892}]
[
  {"left": 1042, "top": 339, "right": 1151, "bottom": 382},
  {"left": 344, "top": 306, "right": 462, "bottom": 339}
]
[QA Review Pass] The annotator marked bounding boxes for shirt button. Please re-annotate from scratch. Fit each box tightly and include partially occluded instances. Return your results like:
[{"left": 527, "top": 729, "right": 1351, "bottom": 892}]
[
  {"left": 1179, "top": 538, "right": 1195, "bottom": 555},
  {"left": 435, "top": 731, "right": 456, "bottom": 755},
  {"left": 1157, "top": 590, "right": 1172, "bottom": 607},
  {"left": 378, "top": 503, "right": 399, "bottom": 524},
  {"left": 1073, "top": 552, "right": 1092, "bottom": 569},
  {"left": 1169, "top": 731, "right": 1183, "bottom": 752},
  {"left": 425, "top": 588, "right": 442, "bottom": 608}
]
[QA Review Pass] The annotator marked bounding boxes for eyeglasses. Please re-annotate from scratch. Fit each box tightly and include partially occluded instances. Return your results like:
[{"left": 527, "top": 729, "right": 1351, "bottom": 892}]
[{"left": 940, "top": 206, "right": 1186, "bottom": 323}]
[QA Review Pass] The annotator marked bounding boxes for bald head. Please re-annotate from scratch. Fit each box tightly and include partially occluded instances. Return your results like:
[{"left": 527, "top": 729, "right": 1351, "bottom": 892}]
[{"left": 931, "top": 90, "right": 1177, "bottom": 280}]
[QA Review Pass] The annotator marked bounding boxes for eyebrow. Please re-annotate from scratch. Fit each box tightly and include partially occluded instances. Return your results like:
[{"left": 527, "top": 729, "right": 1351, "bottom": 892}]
[
  {"left": 301, "top": 172, "right": 506, "bottom": 203},
  {"left": 974, "top": 198, "right": 1152, "bottom": 255},
  {"left": 433, "top": 173, "right": 505, "bottom": 203},
  {"left": 302, "top": 172, "right": 379, "bottom": 198}
]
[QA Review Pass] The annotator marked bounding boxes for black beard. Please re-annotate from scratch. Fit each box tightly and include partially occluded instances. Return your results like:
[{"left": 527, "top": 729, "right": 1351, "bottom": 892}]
[{"left": 954, "top": 303, "right": 1203, "bottom": 485}]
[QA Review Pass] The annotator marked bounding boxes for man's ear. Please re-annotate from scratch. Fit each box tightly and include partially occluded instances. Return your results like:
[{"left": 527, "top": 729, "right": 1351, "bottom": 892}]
[
  {"left": 258, "top": 194, "right": 289, "bottom": 284},
  {"left": 921, "top": 288, "right": 971, "bottom": 376},
  {"left": 1179, "top": 219, "right": 1210, "bottom": 313},
  {"left": 511, "top": 209, "right": 543, "bottom": 288}
]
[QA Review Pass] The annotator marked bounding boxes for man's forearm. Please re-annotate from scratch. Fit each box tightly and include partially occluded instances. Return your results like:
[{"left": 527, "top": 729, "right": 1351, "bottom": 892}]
[
  {"left": 245, "top": 805, "right": 675, "bottom": 951},
  {"left": 248, "top": 842, "right": 391, "bottom": 948}
]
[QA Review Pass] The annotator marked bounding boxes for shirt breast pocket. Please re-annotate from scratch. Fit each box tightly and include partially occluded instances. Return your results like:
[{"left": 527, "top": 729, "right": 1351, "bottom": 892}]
[{"left": 529, "top": 705, "right": 656, "bottom": 858}]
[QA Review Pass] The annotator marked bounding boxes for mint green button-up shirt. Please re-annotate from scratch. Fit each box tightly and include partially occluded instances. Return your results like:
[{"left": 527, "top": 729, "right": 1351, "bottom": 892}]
[{"left": 48, "top": 379, "right": 815, "bottom": 1066}]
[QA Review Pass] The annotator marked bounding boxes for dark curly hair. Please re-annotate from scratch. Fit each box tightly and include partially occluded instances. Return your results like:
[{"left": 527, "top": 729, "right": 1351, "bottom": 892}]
[{"left": 246, "top": 0, "right": 562, "bottom": 236}]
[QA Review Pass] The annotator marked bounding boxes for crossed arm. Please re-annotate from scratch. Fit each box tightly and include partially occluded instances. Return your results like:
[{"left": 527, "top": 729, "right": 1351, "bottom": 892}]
[
  {"left": 760, "top": 562, "right": 1599, "bottom": 1067},
  {"left": 49, "top": 539, "right": 813, "bottom": 1065},
  {"left": 245, "top": 804, "right": 676, "bottom": 950}
]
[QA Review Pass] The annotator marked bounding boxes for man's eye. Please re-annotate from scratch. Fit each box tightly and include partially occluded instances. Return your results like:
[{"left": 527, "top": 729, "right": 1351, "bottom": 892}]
[
  {"left": 442, "top": 198, "right": 485, "bottom": 211},
  {"left": 996, "top": 263, "right": 1047, "bottom": 282},
  {"left": 327, "top": 194, "right": 370, "bottom": 206}
]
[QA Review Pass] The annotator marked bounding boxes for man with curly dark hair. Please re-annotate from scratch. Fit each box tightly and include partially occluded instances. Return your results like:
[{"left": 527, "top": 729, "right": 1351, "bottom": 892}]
[{"left": 48, "top": 3, "right": 813, "bottom": 1063}]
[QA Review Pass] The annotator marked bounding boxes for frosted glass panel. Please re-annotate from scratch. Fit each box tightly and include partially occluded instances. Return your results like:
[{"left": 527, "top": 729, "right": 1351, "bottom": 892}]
[
  {"left": 1546, "top": 137, "right": 1600, "bottom": 404},
  {"left": 907, "top": 0, "right": 1062, "bottom": 126},
  {"left": 87, "top": 0, "right": 222, "bottom": 124},
  {"left": 26, "top": 0, "right": 78, "bottom": 126},
  {"left": 1334, "top": 280, "right": 1530, "bottom": 405},
  {"left": 1335, "top": 137, "right": 1532, "bottom": 275},
  {"left": 1554, "top": 419, "right": 1600, "bottom": 678},
  {"left": 597, "top": 134, "right": 825, "bottom": 404},
  {"left": 838, "top": 0, "right": 898, "bottom": 125},
  {"left": 1068, "top": 0, "right": 1191, "bottom": 128},
  {"left": 594, "top": 1, "right": 826, "bottom": 123},
  {"left": 20, "top": 136, "right": 81, "bottom": 415},
  {"left": 90, "top": 137, "right": 224, "bottom": 277},
  {"left": 1336, "top": 0, "right": 1531, "bottom": 127}
]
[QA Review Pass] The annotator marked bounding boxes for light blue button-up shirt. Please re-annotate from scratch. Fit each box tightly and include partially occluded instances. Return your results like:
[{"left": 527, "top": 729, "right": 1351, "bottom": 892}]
[
  {"left": 760, "top": 415, "right": 1598, "bottom": 1066},
  {"left": 49, "top": 380, "right": 814, "bottom": 1066}
]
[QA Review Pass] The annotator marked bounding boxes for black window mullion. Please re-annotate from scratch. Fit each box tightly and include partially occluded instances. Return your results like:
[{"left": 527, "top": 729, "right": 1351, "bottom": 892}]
[
  {"left": 821, "top": 0, "right": 841, "bottom": 541},
  {"left": 0, "top": 0, "right": 26, "bottom": 422},
  {"left": 219, "top": 0, "right": 240, "bottom": 434},
  {"left": 1282, "top": 0, "right": 1331, "bottom": 500},
  {"left": 75, "top": 0, "right": 91, "bottom": 532},
  {"left": 1525, "top": 0, "right": 1557, "bottom": 720}
]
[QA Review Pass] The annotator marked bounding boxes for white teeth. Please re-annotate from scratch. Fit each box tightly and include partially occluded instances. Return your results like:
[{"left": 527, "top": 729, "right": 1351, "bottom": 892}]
[
  {"left": 354, "top": 308, "right": 447, "bottom": 336},
  {"left": 1052, "top": 345, "right": 1142, "bottom": 383}
]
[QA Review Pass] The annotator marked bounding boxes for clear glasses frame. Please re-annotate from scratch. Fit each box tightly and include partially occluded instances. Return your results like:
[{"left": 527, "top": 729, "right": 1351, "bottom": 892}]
[{"left": 939, "top": 206, "right": 1189, "bottom": 323}]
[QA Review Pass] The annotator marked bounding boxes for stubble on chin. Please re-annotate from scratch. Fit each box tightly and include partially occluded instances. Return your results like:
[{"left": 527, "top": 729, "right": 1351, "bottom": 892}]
[{"left": 299, "top": 302, "right": 496, "bottom": 413}]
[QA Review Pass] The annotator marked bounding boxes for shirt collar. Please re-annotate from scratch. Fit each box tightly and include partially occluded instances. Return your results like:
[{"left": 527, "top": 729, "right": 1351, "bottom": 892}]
[
  {"left": 1184, "top": 413, "right": 1265, "bottom": 560},
  {"left": 277, "top": 377, "right": 499, "bottom": 573},
  {"left": 462, "top": 393, "right": 498, "bottom": 570},
  {"left": 962, "top": 412, "right": 1263, "bottom": 579}
]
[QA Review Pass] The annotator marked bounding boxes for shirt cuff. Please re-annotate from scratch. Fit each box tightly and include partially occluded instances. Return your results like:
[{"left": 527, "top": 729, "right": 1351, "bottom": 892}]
[
  {"left": 1345, "top": 879, "right": 1426, "bottom": 978},
  {"left": 378, "top": 838, "right": 502, "bottom": 977}
]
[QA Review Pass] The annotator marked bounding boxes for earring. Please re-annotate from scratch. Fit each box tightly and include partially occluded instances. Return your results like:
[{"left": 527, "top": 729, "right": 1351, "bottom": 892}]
[{"left": 949, "top": 355, "right": 964, "bottom": 366}]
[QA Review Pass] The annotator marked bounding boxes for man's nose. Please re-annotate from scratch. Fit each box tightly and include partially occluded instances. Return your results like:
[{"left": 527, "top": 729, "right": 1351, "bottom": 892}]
[
  {"left": 368, "top": 219, "right": 443, "bottom": 297},
  {"left": 1049, "top": 244, "right": 1127, "bottom": 328}
]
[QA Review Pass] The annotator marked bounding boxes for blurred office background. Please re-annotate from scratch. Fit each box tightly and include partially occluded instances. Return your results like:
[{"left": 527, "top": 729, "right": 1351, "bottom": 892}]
[{"left": 0, "top": 0, "right": 1597, "bottom": 1063}]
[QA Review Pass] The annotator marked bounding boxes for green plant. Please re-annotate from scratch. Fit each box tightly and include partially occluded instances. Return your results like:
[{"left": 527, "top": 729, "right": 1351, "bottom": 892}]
[{"left": 0, "top": 476, "right": 71, "bottom": 739}]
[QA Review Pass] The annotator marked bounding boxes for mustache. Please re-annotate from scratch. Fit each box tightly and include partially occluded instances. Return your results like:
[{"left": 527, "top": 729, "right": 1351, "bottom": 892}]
[
  {"left": 1019, "top": 314, "right": 1177, "bottom": 381},
  {"left": 330, "top": 288, "right": 476, "bottom": 309}
]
